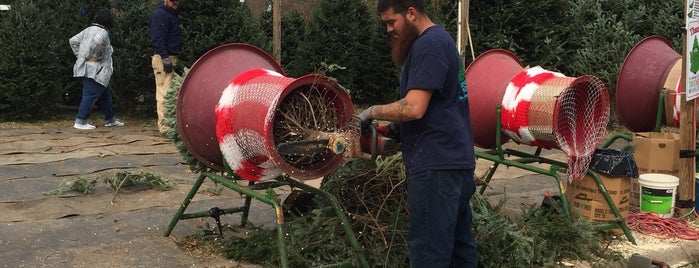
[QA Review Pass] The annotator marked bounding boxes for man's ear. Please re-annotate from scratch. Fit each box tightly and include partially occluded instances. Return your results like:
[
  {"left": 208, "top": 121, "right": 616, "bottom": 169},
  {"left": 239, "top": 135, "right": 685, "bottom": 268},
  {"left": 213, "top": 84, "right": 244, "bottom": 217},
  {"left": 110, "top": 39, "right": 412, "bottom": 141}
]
[{"left": 406, "top": 7, "right": 417, "bottom": 21}]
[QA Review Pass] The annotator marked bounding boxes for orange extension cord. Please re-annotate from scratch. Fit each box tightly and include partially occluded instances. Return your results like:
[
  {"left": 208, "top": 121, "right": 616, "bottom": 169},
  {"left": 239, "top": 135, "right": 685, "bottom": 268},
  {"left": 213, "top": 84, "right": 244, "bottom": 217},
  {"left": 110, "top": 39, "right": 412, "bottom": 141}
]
[{"left": 626, "top": 210, "right": 699, "bottom": 240}]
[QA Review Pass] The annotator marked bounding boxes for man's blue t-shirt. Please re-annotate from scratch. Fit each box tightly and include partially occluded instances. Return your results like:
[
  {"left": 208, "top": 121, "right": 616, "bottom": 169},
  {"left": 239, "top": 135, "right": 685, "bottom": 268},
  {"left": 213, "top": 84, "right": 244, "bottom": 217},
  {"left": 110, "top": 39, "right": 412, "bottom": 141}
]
[{"left": 399, "top": 25, "right": 476, "bottom": 175}]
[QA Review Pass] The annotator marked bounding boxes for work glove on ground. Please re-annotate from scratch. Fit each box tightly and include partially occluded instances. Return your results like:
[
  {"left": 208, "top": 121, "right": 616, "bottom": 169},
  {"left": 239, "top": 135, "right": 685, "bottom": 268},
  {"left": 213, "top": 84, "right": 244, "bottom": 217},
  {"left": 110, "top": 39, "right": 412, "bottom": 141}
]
[{"left": 162, "top": 57, "right": 173, "bottom": 73}]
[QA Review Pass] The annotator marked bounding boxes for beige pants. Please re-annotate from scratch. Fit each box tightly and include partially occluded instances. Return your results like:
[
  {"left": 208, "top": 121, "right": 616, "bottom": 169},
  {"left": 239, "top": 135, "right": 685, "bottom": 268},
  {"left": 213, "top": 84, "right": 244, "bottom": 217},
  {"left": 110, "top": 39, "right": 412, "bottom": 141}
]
[{"left": 151, "top": 54, "right": 178, "bottom": 133}]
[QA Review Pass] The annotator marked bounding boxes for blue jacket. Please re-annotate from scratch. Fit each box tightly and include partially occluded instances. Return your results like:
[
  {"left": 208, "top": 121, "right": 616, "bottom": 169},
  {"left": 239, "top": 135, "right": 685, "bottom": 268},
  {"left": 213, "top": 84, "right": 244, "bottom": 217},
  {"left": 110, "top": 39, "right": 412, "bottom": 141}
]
[{"left": 149, "top": 3, "right": 182, "bottom": 58}]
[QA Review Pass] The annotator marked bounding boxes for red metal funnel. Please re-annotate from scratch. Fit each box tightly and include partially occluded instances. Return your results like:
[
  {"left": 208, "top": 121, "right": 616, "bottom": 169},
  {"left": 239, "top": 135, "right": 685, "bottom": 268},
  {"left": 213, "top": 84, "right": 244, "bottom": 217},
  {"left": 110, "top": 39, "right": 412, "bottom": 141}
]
[
  {"left": 465, "top": 49, "right": 524, "bottom": 148},
  {"left": 176, "top": 43, "right": 284, "bottom": 171},
  {"left": 616, "top": 36, "right": 681, "bottom": 132}
]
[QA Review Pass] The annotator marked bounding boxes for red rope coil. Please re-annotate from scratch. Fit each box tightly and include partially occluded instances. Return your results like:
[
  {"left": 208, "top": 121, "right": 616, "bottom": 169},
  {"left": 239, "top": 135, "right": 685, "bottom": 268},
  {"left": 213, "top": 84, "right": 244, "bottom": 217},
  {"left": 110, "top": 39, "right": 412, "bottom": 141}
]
[{"left": 626, "top": 211, "right": 699, "bottom": 240}]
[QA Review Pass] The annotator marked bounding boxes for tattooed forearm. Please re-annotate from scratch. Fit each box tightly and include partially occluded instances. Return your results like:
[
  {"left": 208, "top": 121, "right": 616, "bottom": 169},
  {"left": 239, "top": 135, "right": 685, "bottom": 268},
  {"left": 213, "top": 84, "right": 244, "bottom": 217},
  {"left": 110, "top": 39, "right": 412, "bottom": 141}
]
[
  {"left": 395, "top": 99, "right": 410, "bottom": 121},
  {"left": 372, "top": 105, "right": 382, "bottom": 119},
  {"left": 373, "top": 99, "right": 414, "bottom": 122}
]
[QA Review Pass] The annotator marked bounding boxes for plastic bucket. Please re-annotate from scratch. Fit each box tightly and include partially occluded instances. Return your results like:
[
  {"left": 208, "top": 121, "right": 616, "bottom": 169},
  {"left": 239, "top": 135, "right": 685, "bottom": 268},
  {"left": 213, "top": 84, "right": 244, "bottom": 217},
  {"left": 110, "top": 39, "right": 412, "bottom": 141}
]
[{"left": 638, "top": 173, "right": 679, "bottom": 218}]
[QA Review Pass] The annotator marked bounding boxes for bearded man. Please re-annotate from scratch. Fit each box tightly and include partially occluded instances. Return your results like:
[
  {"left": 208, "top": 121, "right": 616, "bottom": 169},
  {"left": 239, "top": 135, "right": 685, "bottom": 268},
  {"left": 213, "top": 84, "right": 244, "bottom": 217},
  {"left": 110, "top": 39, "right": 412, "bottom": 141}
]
[{"left": 357, "top": 0, "right": 478, "bottom": 267}]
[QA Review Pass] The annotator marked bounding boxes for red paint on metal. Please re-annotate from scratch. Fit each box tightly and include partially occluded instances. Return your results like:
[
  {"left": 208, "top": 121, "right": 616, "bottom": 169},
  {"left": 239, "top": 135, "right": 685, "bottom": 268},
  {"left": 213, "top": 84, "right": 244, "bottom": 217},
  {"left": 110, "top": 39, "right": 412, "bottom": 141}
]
[
  {"left": 465, "top": 49, "right": 524, "bottom": 148},
  {"left": 616, "top": 36, "right": 681, "bottom": 132},
  {"left": 176, "top": 43, "right": 284, "bottom": 171}
]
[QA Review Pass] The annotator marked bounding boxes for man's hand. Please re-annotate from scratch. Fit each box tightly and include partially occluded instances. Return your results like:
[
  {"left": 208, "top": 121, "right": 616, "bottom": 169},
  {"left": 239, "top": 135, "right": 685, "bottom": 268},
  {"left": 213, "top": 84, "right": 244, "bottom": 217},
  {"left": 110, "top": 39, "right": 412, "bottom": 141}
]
[
  {"left": 162, "top": 57, "right": 173, "bottom": 73},
  {"left": 386, "top": 122, "right": 400, "bottom": 142},
  {"left": 357, "top": 106, "right": 374, "bottom": 132},
  {"left": 376, "top": 122, "right": 400, "bottom": 142}
]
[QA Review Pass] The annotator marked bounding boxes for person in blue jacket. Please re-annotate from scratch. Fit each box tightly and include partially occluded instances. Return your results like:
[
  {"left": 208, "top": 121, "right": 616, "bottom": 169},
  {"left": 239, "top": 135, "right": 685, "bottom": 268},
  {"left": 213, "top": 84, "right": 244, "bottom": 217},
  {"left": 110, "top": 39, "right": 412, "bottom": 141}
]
[
  {"left": 149, "top": 0, "right": 182, "bottom": 134},
  {"left": 358, "top": 0, "right": 478, "bottom": 267}
]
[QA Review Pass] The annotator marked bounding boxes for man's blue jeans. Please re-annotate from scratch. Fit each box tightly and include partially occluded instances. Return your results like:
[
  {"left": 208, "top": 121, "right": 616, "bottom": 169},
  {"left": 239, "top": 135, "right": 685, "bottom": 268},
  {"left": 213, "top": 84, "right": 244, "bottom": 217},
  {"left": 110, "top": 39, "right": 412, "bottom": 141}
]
[
  {"left": 75, "top": 78, "right": 114, "bottom": 124},
  {"left": 407, "top": 169, "right": 478, "bottom": 268}
]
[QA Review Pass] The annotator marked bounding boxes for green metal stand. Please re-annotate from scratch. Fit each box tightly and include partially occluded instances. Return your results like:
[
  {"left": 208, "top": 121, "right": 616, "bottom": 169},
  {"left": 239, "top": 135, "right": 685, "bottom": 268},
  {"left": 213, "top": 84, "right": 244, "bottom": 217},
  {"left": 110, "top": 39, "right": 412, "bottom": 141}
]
[
  {"left": 476, "top": 105, "right": 636, "bottom": 244},
  {"left": 164, "top": 168, "right": 369, "bottom": 268}
]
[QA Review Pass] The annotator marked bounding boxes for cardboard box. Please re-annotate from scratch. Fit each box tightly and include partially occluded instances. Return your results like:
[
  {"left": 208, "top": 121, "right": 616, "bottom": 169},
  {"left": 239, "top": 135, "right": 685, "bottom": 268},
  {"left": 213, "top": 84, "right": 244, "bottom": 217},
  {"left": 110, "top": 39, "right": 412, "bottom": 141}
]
[
  {"left": 630, "top": 132, "right": 681, "bottom": 212},
  {"left": 630, "top": 177, "right": 640, "bottom": 212},
  {"left": 632, "top": 132, "right": 680, "bottom": 174},
  {"left": 566, "top": 173, "right": 630, "bottom": 222}
]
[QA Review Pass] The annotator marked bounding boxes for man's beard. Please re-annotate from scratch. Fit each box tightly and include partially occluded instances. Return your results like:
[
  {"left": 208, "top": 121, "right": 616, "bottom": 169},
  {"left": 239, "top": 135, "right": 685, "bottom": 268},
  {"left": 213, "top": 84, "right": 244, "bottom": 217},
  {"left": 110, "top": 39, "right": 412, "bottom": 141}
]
[{"left": 391, "top": 21, "right": 420, "bottom": 66}]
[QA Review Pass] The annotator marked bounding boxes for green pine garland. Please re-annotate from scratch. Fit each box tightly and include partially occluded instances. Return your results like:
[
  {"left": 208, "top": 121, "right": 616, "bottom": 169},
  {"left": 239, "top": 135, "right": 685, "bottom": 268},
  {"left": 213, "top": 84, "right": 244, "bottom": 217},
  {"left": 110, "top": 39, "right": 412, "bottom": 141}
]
[{"left": 163, "top": 69, "right": 214, "bottom": 173}]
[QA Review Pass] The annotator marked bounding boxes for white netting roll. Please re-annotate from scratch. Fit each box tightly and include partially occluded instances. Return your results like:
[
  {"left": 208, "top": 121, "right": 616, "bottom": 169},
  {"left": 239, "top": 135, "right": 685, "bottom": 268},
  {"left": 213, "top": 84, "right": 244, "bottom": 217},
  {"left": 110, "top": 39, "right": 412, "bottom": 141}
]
[
  {"left": 501, "top": 67, "right": 610, "bottom": 183},
  {"left": 553, "top": 75, "right": 610, "bottom": 183}
]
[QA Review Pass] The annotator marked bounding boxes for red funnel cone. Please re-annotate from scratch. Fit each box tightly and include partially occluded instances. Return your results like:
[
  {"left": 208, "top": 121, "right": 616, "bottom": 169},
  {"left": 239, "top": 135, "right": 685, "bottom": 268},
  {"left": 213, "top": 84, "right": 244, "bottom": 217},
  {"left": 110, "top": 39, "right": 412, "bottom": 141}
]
[
  {"left": 176, "top": 43, "right": 284, "bottom": 171},
  {"left": 616, "top": 36, "right": 681, "bottom": 132},
  {"left": 465, "top": 49, "right": 524, "bottom": 148}
]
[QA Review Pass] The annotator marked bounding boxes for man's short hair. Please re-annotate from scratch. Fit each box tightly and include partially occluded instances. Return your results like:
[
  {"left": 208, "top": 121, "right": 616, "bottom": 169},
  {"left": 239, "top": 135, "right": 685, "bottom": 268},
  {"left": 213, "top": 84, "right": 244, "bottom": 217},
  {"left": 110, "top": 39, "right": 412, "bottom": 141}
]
[{"left": 376, "top": 0, "right": 425, "bottom": 14}]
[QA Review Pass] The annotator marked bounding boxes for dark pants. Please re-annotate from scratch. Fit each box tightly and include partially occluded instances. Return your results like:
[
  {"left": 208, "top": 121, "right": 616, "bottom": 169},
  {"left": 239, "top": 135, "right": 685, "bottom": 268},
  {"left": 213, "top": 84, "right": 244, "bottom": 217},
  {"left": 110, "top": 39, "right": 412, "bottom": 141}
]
[
  {"left": 75, "top": 78, "right": 114, "bottom": 124},
  {"left": 407, "top": 169, "right": 478, "bottom": 268}
]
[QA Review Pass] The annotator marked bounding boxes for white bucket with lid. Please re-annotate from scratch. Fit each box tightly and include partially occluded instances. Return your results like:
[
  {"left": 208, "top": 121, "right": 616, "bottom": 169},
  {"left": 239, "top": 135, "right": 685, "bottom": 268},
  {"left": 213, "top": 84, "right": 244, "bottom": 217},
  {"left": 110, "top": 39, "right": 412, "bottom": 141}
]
[{"left": 638, "top": 173, "right": 679, "bottom": 218}]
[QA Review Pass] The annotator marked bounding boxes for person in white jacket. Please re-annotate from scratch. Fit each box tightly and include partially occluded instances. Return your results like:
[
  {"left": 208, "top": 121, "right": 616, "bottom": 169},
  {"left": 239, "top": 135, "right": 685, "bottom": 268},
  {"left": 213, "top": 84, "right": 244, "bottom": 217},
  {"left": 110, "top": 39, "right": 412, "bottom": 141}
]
[{"left": 69, "top": 9, "right": 123, "bottom": 130}]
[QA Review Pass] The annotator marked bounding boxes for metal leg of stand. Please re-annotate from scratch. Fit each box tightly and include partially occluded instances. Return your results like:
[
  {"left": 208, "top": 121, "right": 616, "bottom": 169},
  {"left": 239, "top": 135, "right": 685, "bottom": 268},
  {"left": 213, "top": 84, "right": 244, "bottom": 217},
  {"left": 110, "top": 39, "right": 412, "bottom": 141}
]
[
  {"left": 267, "top": 188, "right": 289, "bottom": 268},
  {"left": 240, "top": 194, "right": 253, "bottom": 226},
  {"left": 203, "top": 173, "right": 290, "bottom": 267},
  {"left": 475, "top": 150, "right": 571, "bottom": 218},
  {"left": 552, "top": 173, "right": 571, "bottom": 219},
  {"left": 597, "top": 133, "right": 637, "bottom": 244},
  {"left": 588, "top": 171, "right": 637, "bottom": 245},
  {"left": 164, "top": 173, "right": 207, "bottom": 237},
  {"left": 164, "top": 169, "right": 368, "bottom": 266},
  {"left": 478, "top": 162, "right": 500, "bottom": 195},
  {"left": 240, "top": 181, "right": 254, "bottom": 227},
  {"left": 477, "top": 150, "right": 636, "bottom": 243},
  {"left": 277, "top": 176, "right": 370, "bottom": 268}
]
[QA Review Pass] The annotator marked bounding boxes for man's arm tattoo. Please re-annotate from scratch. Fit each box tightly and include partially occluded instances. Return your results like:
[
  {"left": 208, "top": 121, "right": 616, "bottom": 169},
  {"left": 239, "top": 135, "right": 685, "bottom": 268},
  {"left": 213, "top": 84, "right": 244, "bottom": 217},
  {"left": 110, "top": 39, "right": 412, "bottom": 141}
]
[{"left": 396, "top": 99, "right": 411, "bottom": 121}]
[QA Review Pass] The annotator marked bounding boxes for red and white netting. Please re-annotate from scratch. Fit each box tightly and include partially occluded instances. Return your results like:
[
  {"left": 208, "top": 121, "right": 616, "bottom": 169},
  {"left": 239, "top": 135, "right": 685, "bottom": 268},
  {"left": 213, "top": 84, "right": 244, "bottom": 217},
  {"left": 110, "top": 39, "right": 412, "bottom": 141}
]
[
  {"left": 215, "top": 68, "right": 354, "bottom": 182},
  {"left": 215, "top": 68, "right": 285, "bottom": 181},
  {"left": 501, "top": 66, "right": 610, "bottom": 183}
]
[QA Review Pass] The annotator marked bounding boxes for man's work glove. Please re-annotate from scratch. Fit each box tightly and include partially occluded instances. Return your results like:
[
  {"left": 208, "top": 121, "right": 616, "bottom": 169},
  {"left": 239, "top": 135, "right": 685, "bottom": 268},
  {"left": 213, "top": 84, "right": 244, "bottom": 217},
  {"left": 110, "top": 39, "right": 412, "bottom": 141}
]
[
  {"left": 162, "top": 57, "right": 173, "bottom": 73},
  {"left": 357, "top": 106, "right": 375, "bottom": 132},
  {"left": 377, "top": 122, "right": 400, "bottom": 142}
]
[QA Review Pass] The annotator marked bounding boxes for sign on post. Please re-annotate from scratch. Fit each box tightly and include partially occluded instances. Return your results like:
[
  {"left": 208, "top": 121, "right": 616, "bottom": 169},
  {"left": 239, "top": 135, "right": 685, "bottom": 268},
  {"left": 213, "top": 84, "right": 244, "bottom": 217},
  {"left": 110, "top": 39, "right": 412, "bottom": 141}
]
[{"left": 686, "top": 0, "right": 699, "bottom": 100}]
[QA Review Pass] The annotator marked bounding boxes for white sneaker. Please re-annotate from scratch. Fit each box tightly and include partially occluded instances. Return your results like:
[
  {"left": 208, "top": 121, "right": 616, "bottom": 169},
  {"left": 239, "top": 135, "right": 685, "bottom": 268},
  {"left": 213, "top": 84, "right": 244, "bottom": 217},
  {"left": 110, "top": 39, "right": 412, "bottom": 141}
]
[
  {"left": 74, "top": 123, "right": 96, "bottom": 130},
  {"left": 105, "top": 119, "right": 124, "bottom": 127}
]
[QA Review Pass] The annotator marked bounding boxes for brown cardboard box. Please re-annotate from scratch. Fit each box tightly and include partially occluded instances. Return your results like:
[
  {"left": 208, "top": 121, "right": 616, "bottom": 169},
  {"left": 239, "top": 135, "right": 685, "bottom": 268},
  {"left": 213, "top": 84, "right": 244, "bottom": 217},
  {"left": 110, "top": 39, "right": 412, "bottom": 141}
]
[
  {"left": 631, "top": 132, "right": 680, "bottom": 211},
  {"left": 632, "top": 132, "right": 680, "bottom": 174},
  {"left": 630, "top": 177, "right": 639, "bottom": 212},
  {"left": 566, "top": 173, "right": 630, "bottom": 222}
]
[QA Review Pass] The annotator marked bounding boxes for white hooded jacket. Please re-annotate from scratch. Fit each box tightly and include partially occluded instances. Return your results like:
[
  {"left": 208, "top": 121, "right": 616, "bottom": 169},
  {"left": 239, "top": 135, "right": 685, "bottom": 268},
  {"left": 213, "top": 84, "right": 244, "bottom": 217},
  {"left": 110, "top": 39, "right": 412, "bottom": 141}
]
[{"left": 69, "top": 23, "right": 113, "bottom": 87}]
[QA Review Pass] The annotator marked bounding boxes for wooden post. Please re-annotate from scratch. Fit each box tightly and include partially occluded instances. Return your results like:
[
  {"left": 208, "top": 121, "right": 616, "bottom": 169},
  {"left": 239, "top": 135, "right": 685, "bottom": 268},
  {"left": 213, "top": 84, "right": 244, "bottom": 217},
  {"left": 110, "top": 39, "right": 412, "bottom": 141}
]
[
  {"left": 679, "top": 0, "right": 696, "bottom": 214},
  {"left": 458, "top": 0, "right": 470, "bottom": 65},
  {"left": 273, "top": 0, "right": 282, "bottom": 63}
]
